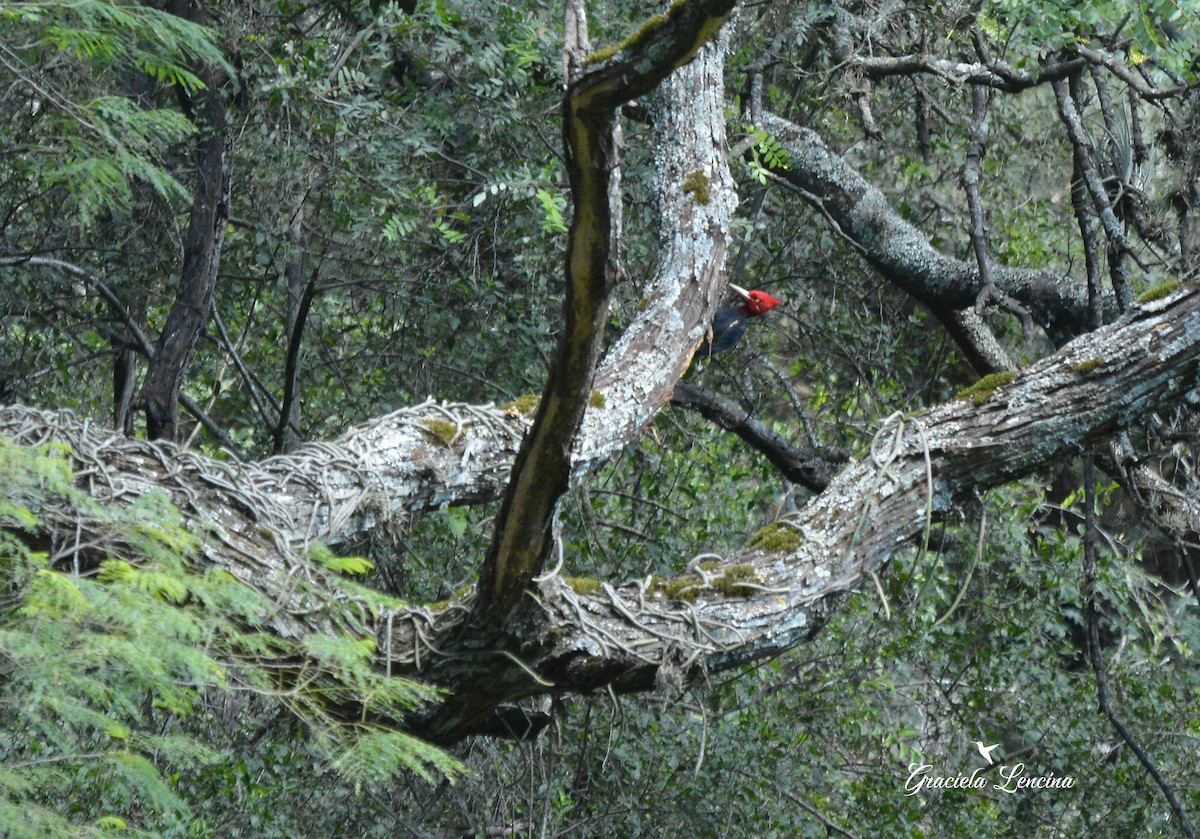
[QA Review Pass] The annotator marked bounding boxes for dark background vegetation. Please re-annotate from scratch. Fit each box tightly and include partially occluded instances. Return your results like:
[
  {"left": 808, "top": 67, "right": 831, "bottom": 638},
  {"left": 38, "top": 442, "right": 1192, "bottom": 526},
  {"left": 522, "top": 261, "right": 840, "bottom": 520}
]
[{"left": 2, "top": 1, "right": 1200, "bottom": 836}]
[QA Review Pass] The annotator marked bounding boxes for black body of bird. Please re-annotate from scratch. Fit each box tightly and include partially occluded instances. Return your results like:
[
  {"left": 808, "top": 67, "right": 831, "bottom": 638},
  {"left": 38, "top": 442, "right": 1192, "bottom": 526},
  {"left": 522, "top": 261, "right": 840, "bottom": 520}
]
[
  {"left": 696, "top": 307, "right": 748, "bottom": 359},
  {"left": 694, "top": 284, "right": 783, "bottom": 361}
]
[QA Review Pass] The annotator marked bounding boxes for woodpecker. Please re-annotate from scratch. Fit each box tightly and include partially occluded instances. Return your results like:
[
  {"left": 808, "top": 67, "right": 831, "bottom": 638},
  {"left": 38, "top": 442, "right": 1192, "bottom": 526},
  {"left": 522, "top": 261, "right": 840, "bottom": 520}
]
[{"left": 695, "top": 283, "right": 783, "bottom": 360}]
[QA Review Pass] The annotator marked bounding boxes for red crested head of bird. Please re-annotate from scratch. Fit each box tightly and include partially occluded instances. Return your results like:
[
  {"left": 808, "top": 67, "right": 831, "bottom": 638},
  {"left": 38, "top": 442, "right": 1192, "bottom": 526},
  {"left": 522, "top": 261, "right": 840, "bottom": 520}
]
[{"left": 729, "top": 283, "right": 783, "bottom": 317}]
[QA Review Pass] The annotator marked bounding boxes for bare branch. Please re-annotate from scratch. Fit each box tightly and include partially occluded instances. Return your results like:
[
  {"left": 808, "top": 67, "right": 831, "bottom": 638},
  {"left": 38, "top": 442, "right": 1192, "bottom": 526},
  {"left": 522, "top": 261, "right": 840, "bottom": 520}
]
[
  {"left": 1052, "top": 74, "right": 1136, "bottom": 307},
  {"left": 961, "top": 82, "right": 1031, "bottom": 338},
  {"left": 756, "top": 110, "right": 1103, "bottom": 343},
  {"left": 670, "top": 380, "right": 840, "bottom": 491},
  {"left": 849, "top": 43, "right": 1195, "bottom": 103},
  {"left": 851, "top": 52, "right": 1086, "bottom": 92},
  {"left": 1073, "top": 42, "right": 1197, "bottom": 102}
]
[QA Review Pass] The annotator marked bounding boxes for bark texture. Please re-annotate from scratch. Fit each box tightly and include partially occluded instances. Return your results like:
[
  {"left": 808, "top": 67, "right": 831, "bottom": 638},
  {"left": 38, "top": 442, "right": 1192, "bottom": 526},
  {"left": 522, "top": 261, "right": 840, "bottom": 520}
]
[
  {"left": 6, "top": 1, "right": 1200, "bottom": 746},
  {"left": 4, "top": 288, "right": 1199, "bottom": 741},
  {"left": 476, "top": 0, "right": 736, "bottom": 627},
  {"left": 756, "top": 110, "right": 1104, "bottom": 344}
]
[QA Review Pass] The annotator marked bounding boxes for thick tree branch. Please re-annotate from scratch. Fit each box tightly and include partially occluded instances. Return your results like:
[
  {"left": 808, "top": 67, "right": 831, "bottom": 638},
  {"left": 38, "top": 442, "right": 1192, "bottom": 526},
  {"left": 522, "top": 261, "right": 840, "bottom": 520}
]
[
  {"left": 943, "top": 308, "right": 1016, "bottom": 374},
  {"left": 7, "top": 290, "right": 1200, "bottom": 743},
  {"left": 13, "top": 4, "right": 1200, "bottom": 753},
  {"left": 31, "top": 101, "right": 1122, "bottom": 553},
  {"left": 755, "top": 109, "right": 1105, "bottom": 343},
  {"left": 850, "top": 52, "right": 1087, "bottom": 91},
  {"left": 475, "top": 0, "right": 736, "bottom": 627},
  {"left": 406, "top": 287, "right": 1200, "bottom": 737}
]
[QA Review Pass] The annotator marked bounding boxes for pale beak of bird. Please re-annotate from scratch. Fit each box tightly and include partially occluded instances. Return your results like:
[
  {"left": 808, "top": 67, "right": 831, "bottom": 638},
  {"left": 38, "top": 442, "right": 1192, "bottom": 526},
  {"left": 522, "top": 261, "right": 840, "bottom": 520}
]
[{"left": 728, "top": 283, "right": 751, "bottom": 300}]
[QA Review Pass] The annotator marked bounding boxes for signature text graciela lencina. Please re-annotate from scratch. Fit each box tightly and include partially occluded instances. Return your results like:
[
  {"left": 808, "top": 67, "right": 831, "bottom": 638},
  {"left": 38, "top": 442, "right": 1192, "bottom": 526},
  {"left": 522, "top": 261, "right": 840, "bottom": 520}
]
[{"left": 905, "top": 763, "right": 1076, "bottom": 796}]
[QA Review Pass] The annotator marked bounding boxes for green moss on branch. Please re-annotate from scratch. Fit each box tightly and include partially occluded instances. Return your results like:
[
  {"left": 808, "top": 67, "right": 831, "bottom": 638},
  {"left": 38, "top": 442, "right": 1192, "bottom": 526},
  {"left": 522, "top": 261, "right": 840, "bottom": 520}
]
[
  {"left": 1136, "top": 280, "right": 1182, "bottom": 304},
  {"left": 501, "top": 394, "right": 540, "bottom": 416},
  {"left": 746, "top": 522, "right": 803, "bottom": 552},
  {"left": 419, "top": 419, "right": 464, "bottom": 446},
  {"left": 682, "top": 170, "right": 711, "bottom": 204},
  {"left": 954, "top": 371, "right": 1015, "bottom": 406}
]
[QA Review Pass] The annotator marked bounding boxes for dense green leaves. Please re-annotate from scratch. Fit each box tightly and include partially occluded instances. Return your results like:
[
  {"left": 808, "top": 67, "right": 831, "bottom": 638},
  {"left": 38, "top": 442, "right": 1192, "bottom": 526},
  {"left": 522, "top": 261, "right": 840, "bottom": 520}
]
[
  {"left": 0, "top": 2, "right": 232, "bottom": 224},
  {"left": 0, "top": 436, "right": 460, "bottom": 836},
  {"left": 430, "top": 481, "right": 1199, "bottom": 837},
  {"left": 984, "top": 0, "right": 1200, "bottom": 77}
]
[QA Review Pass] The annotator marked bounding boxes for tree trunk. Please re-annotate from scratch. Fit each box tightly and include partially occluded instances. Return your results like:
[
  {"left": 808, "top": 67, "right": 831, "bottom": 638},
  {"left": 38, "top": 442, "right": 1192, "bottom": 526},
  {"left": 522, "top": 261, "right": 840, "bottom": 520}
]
[{"left": 137, "top": 34, "right": 232, "bottom": 441}]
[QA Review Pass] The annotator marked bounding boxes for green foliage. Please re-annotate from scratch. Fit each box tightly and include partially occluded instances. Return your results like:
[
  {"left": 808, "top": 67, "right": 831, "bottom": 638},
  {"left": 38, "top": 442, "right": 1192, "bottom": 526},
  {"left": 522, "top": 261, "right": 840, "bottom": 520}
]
[
  {"left": 9, "top": 0, "right": 231, "bottom": 87},
  {"left": 307, "top": 542, "right": 374, "bottom": 576},
  {"left": 4, "top": 0, "right": 1200, "bottom": 836},
  {"left": 0, "top": 440, "right": 225, "bottom": 834},
  {"left": 330, "top": 729, "right": 458, "bottom": 786},
  {"left": 437, "top": 482, "right": 1199, "bottom": 837},
  {"left": 983, "top": 0, "right": 1200, "bottom": 79},
  {"left": 1, "top": 1, "right": 232, "bottom": 224},
  {"left": 0, "top": 436, "right": 459, "bottom": 834},
  {"left": 741, "top": 126, "right": 790, "bottom": 184},
  {"left": 535, "top": 187, "right": 569, "bottom": 234}
]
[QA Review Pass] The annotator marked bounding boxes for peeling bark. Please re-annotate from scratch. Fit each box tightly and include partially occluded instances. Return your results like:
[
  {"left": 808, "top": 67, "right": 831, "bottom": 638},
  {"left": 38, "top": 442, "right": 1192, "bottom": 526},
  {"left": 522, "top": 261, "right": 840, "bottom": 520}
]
[
  {"left": 406, "top": 289, "right": 1200, "bottom": 740},
  {"left": 5, "top": 289, "right": 1199, "bottom": 742},
  {"left": 474, "top": 0, "right": 736, "bottom": 627},
  {"left": 8, "top": 1, "right": 1200, "bottom": 749}
]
